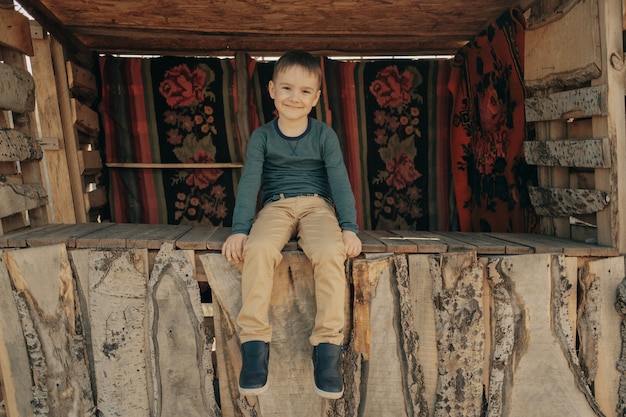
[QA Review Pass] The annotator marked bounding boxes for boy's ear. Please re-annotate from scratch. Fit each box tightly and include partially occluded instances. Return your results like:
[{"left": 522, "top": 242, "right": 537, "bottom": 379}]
[
  {"left": 312, "top": 89, "right": 321, "bottom": 106},
  {"left": 268, "top": 80, "right": 276, "bottom": 99}
]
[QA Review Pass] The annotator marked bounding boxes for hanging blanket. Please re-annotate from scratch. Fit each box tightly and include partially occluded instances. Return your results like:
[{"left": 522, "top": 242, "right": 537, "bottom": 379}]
[
  {"left": 99, "top": 56, "right": 240, "bottom": 226},
  {"left": 448, "top": 8, "right": 538, "bottom": 232},
  {"left": 327, "top": 59, "right": 452, "bottom": 230}
]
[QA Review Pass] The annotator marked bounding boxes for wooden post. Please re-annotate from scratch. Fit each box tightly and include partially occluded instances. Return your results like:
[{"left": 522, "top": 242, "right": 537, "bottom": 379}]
[
  {"left": 50, "top": 38, "right": 88, "bottom": 222},
  {"left": 593, "top": 0, "right": 626, "bottom": 251}
]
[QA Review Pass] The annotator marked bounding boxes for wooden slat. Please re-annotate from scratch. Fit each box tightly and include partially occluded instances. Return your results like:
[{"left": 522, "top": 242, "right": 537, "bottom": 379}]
[
  {"left": 0, "top": 8, "right": 33, "bottom": 56},
  {"left": 126, "top": 223, "right": 192, "bottom": 249},
  {"left": 175, "top": 225, "right": 219, "bottom": 250},
  {"left": 78, "top": 150, "right": 102, "bottom": 174},
  {"left": 388, "top": 230, "right": 448, "bottom": 253},
  {"left": 66, "top": 60, "right": 98, "bottom": 106},
  {"left": 26, "top": 222, "right": 114, "bottom": 247},
  {"left": 474, "top": 233, "right": 534, "bottom": 254},
  {"left": 0, "top": 183, "right": 48, "bottom": 218},
  {"left": 70, "top": 98, "right": 100, "bottom": 137},
  {"left": 0, "top": 128, "right": 42, "bottom": 161},
  {"left": 355, "top": 229, "right": 388, "bottom": 253},
  {"left": 524, "top": 0, "right": 601, "bottom": 90},
  {"left": 525, "top": 85, "right": 608, "bottom": 122},
  {"left": 84, "top": 186, "right": 107, "bottom": 211},
  {"left": 359, "top": 230, "right": 419, "bottom": 253},
  {"left": 442, "top": 232, "right": 508, "bottom": 254},
  {"left": 523, "top": 138, "right": 611, "bottom": 168},
  {"left": 0, "top": 63, "right": 35, "bottom": 113},
  {"left": 29, "top": 32, "right": 77, "bottom": 223},
  {"left": 528, "top": 186, "right": 610, "bottom": 217}
]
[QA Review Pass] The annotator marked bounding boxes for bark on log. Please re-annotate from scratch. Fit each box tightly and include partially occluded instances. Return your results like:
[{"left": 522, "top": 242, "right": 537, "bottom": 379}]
[
  {"left": 0, "top": 251, "right": 35, "bottom": 417},
  {"left": 528, "top": 186, "right": 610, "bottom": 217},
  {"left": 578, "top": 257, "right": 624, "bottom": 417},
  {"left": 0, "top": 63, "right": 35, "bottom": 113},
  {"left": 484, "top": 254, "right": 603, "bottom": 417},
  {"left": 431, "top": 252, "right": 485, "bottom": 417},
  {"left": 3, "top": 244, "right": 95, "bottom": 416},
  {"left": 0, "top": 127, "right": 43, "bottom": 161}
]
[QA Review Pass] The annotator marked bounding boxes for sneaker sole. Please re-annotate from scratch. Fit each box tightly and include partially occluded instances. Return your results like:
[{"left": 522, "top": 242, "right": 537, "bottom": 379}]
[{"left": 238, "top": 383, "right": 269, "bottom": 396}]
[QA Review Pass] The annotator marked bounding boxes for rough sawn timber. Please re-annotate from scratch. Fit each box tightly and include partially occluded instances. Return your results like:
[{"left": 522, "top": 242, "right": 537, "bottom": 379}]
[
  {"left": 3, "top": 244, "right": 95, "bottom": 416},
  {"left": 485, "top": 253, "right": 603, "bottom": 417},
  {"left": 0, "top": 62, "right": 35, "bottom": 113},
  {"left": 148, "top": 243, "right": 220, "bottom": 417}
]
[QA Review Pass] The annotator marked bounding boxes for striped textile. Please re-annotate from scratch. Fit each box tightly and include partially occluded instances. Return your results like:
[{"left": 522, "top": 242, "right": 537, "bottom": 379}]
[{"left": 99, "top": 56, "right": 239, "bottom": 226}]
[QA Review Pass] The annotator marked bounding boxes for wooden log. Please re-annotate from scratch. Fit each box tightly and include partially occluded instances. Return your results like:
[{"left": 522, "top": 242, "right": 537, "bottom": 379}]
[
  {"left": 0, "top": 251, "right": 35, "bottom": 417},
  {"left": 148, "top": 243, "right": 220, "bottom": 417},
  {"left": 200, "top": 252, "right": 328, "bottom": 416},
  {"left": 88, "top": 248, "right": 151, "bottom": 416},
  {"left": 3, "top": 244, "right": 95, "bottom": 415},
  {"left": 0, "top": 63, "right": 35, "bottom": 113},
  {"left": 578, "top": 256, "right": 624, "bottom": 417},
  {"left": 0, "top": 182, "right": 48, "bottom": 219},
  {"left": 0, "top": 128, "right": 42, "bottom": 161},
  {"left": 528, "top": 186, "right": 610, "bottom": 217},
  {"left": 525, "top": 85, "right": 608, "bottom": 122},
  {"left": 525, "top": 0, "right": 601, "bottom": 90},
  {"left": 523, "top": 138, "right": 611, "bottom": 168},
  {"left": 84, "top": 186, "right": 107, "bottom": 212},
  {"left": 0, "top": 8, "right": 33, "bottom": 56},
  {"left": 431, "top": 252, "right": 485, "bottom": 417},
  {"left": 484, "top": 253, "right": 603, "bottom": 417}
]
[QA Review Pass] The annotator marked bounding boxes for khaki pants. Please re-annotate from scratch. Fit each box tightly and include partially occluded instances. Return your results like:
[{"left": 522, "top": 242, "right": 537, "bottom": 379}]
[{"left": 237, "top": 195, "right": 347, "bottom": 346}]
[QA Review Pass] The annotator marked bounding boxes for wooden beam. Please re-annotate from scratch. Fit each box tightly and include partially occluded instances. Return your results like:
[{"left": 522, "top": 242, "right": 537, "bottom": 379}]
[
  {"left": 593, "top": 0, "right": 626, "bottom": 250},
  {"left": 525, "top": 85, "right": 608, "bottom": 122},
  {"left": 70, "top": 98, "right": 99, "bottom": 137},
  {"left": 29, "top": 32, "right": 77, "bottom": 224},
  {"left": 525, "top": 0, "right": 601, "bottom": 91},
  {"left": 77, "top": 150, "right": 102, "bottom": 174},
  {"left": 0, "top": 63, "right": 35, "bottom": 113},
  {"left": 0, "top": 8, "right": 33, "bottom": 56},
  {"left": 66, "top": 60, "right": 98, "bottom": 106},
  {"left": 528, "top": 186, "right": 610, "bottom": 217},
  {"left": 105, "top": 162, "right": 244, "bottom": 169},
  {"left": 523, "top": 138, "right": 611, "bottom": 168},
  {"left": 0, "top": 183, "right": 48, "bottom": 218},
  {"left": 0, "top": 128, "right": 42, "bottom": 161},
  {"left": 51, "top": 38, "right": 87, "bottom": 222}
]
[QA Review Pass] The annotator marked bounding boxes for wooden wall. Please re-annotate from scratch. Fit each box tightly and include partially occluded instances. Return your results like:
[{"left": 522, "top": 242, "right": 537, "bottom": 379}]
[
  {"left": 0, "top": 239, "right": 623, "bottom": 416},
  {"left": 524, "top": 0, "right": 626, "bottom": 252},
  {"left": 0, "top": 1, "right": 106, "bottom": 235}
]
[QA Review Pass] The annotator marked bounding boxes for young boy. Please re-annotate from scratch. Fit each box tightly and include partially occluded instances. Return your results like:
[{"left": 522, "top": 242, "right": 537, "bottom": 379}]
[{"left": 221, "top": 50, "right": 362, "bottom": 399}]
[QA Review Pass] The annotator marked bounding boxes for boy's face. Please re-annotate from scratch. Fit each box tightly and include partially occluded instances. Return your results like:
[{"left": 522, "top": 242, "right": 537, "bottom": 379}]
[{"left": 268, "top": 65, "right": 321, "bottom": 123}]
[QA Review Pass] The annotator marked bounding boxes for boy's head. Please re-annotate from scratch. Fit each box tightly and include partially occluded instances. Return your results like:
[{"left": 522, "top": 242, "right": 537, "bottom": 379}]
[{"left": 273, "top": 50, "right": 322, "bottom": 90}]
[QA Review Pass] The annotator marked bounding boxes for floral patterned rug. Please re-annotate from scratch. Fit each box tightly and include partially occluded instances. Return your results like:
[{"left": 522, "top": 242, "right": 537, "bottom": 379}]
[{"left": 448, "top": 8, "right": 538, "bottom": 232}]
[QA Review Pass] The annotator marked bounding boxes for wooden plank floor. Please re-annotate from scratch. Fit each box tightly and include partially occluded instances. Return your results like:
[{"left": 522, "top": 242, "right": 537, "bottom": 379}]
[{"left": 0, "top": 223, "right": 619, "bottom": 257}]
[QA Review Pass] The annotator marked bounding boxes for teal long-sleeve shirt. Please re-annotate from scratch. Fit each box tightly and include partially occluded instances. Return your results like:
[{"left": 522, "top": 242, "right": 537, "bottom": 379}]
[{"left": 231, "top": 117, "right": 359, "bottom": 235}]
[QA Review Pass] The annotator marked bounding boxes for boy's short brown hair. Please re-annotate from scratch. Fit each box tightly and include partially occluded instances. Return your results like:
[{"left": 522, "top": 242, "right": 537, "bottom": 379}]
[{"left": 273, "top": 50, "right": 322, "bottom": 88}]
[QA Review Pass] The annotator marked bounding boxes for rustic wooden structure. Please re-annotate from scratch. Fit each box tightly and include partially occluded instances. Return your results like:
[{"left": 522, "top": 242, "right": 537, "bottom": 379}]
[{"left": 1, "top": 0, "right": 626, "bottom": 416}]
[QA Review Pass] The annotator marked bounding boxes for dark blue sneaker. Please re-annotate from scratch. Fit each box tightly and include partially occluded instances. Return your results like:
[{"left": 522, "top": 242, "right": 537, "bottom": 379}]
[
  {"left": 238, "top": 341, "right": 269, "bottom": 395},
  {"left": 312, "top": 343, "right": 344, "bottom": 399}
]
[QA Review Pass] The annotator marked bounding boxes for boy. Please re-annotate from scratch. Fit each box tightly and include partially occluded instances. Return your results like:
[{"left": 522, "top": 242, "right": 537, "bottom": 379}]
[{"left": 221, "top": 50, "right": 362, "bottom": 399}]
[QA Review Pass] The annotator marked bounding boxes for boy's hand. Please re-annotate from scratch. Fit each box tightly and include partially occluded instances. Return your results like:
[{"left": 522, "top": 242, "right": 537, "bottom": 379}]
[
  {"left": 222, "top": 233, "right": 248, "bottom": 263},
  {"left": 342, "top": 230, "right": 362, "bottom": 258}
]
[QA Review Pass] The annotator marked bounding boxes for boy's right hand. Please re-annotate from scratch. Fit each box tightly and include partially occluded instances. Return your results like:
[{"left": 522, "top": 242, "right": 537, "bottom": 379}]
[{"left": 221, "top": 233, "right": 248, "bottom": 263}]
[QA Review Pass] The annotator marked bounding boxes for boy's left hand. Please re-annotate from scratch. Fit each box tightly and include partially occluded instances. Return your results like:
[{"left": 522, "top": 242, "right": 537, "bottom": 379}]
[{"left": 342, "top": 230, "right": 362, "bottom": 258}]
